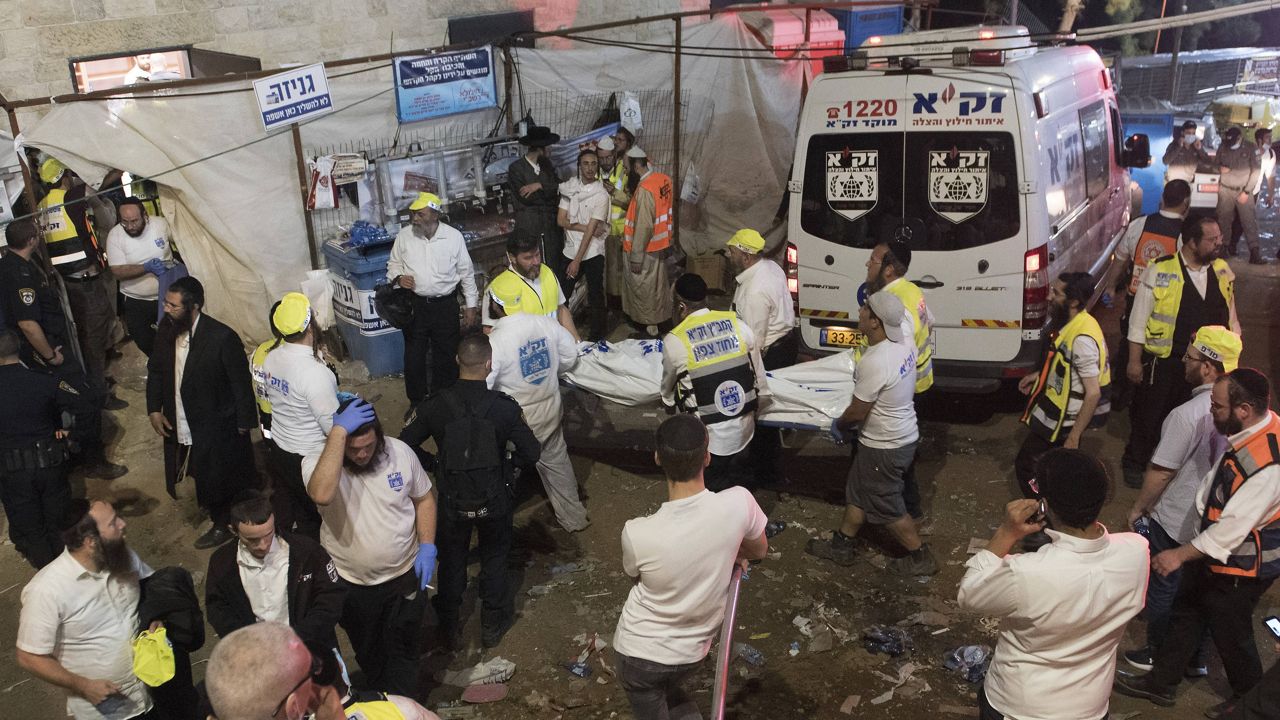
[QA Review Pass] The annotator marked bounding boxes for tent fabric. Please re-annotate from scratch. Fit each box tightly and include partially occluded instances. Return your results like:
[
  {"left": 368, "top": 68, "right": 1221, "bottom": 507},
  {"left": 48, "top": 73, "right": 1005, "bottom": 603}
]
[{"left": 21, "top": 16, "right": 803, "bottom": 343}]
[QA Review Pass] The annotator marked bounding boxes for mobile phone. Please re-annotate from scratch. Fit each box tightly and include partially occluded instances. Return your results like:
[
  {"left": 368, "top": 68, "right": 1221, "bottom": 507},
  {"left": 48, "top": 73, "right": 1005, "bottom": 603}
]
[
  {"left": 1266, "top": 616, "right": 1280, "bottom": 641},
  {"left": 1028, "top": 498, "right": 1047, "bottom": 525}
]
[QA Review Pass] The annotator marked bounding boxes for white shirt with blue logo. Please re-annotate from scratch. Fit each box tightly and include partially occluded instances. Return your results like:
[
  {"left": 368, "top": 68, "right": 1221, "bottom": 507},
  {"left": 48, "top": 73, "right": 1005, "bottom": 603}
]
[{"left": 488, "top": 313, "right": 579, "bottom": 442}]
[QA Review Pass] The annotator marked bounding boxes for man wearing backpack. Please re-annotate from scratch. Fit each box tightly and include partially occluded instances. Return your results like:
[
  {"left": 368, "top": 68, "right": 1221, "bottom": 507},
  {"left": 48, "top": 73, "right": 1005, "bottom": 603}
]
[{"left": 400, "top": 334, "right": 541, "bottom": 650}]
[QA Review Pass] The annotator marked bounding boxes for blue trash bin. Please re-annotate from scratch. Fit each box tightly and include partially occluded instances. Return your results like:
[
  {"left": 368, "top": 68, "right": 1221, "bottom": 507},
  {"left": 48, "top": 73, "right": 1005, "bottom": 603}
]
[{"left": 321, "top": 240, "right": 404, "bottom": 377}]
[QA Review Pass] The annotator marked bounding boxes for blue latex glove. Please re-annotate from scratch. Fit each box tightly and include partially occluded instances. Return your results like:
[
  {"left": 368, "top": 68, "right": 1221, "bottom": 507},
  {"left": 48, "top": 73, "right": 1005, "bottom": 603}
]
[
  {"left": 414, "top": 542, "right": 438, "bottom": 590},
  {"left": 830, "top": 417, "right": 849, "bottom": 445},
  {"left": 143, "top": 258, "right": 167, "bottom": 276},
  {"left": 332, "top": 399, "right": 376, "bottom": 434}
]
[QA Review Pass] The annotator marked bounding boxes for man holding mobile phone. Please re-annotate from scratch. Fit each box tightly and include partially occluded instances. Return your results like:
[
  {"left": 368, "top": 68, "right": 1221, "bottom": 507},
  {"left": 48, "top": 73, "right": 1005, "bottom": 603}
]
[{"left": 959, "top": 449, "right": 1149, "bottom": 720}]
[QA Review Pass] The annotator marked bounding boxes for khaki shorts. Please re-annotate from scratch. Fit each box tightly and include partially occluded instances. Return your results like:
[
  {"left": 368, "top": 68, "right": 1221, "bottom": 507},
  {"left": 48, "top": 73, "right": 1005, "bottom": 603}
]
[{"left": 845, "top": 442, "right": 917, "bottom": 524}]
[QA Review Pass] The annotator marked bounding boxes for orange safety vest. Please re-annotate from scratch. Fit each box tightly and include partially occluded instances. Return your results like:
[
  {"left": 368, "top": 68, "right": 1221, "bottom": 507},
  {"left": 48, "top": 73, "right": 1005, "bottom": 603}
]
[
  {"left": 1128, "top": 213, "right": 1182, "bottom": 295},
  {"left": 1200, "top": 411, "right": 1280, "bottom": 579},
  {"left": 622, "top": 171, "right": 672, "bottom": 254}
]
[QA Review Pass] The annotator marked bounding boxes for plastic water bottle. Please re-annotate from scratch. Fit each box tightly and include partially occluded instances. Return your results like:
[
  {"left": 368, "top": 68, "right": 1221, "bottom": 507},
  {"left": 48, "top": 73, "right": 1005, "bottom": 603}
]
[{"left": 1101, "top": 291, "right": 1114, "bottom": 309}]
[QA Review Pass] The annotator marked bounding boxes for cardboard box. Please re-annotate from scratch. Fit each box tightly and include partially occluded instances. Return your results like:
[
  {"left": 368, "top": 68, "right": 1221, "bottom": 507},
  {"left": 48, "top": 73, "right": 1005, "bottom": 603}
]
[{"left": 687, "top": 253, "right": 730, "bottom": 294}]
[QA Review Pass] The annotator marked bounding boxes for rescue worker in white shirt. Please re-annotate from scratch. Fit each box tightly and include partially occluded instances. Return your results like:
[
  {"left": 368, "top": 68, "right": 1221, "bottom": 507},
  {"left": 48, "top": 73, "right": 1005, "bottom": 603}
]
[
  {"left": 17, "top": 499, "right": 158, "bottom": 720},
  {"left": 557, "top": 149, "right": 611, "bottom": 340},
  {"left": 303, "top": 397, "right": 439, "bottom": 697},
  {"left": 485, "top": 230, "right": 580, "bottom": 339},
  {"left": 1116, "top": 369, "right": 1280, "bottom": 717},
  {"left": 1216, "top": 125, "right": 1264, "bottom": 264},
  {"left": 660, "top": 270, "right": 768, "bottom": 495},
  {"left": 205, "top": 490, "right": 346, "bottom": 655},
  {"left": 1163, "top": 120, "right": 1212, "bottom": 184},
  {"left": 1122, "top": 215, "right": 1239, "bottom": 488},
  {"left": 1014, "top": 272, "right": 1110, "bottom": 499},
  {"left": 862, "top": 239, "right": 935, "bottom": 523},
  {"left": 959, "top": 450, "right": 1149, "bottom": 720},
  {"left": 487, "top": 271, "right": 590, "bottom": 532},
  {"left": 386, "top": 191, "right": 480, "bottom": 403},
  {"left": 723, "top": 228, "right": 795, "bottom": 488},
  {"left": 1123, "top": 326, "right": 1240, "bottom": 677},
  {"left": 104, "top": 198, "right": 172, "bottom": 357},
  {"left": 263, "top": 293, "right": 339, "bottom": 540},
  {"left": 205, "top": 622, "right": 441, "bottom": 720},
  {"left": 1112, "top": 179, "right": 1190, "bottom": 415}
]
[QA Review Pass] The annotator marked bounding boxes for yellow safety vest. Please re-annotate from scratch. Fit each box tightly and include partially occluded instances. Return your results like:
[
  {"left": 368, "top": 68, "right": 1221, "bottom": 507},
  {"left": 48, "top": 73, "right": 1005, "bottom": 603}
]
[
  {"left": 37, "top": 188, "right": 98, "bottom": 272},
  {"left": 498, "top": 265, "right": 560, "bottom": 318},
  {"left": 670, "top": 310, "right": 759, "bottom": 425},
  {"left": 1143, "top": 254, "right": 1234, "bottom": 358},
  {"left": 1021, "top": 310, "right": 1112, "bottom": 443},
  {"left": 250, "top": 340, "right": 276, "bottom": 421},
  {"left": 607, "top": 159, "right": 628, "bottom": 236},
  {"left": 344, "top": 699, "right": 406, "bottom": 720},
  {"left": 883, "top": 279, "right": 934, "bottom": 393}
]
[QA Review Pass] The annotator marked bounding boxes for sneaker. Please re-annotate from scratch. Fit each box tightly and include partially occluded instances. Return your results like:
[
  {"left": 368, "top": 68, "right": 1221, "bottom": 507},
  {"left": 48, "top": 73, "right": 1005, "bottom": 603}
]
[
  {"left": 481, "top": 615, "right": 515, "bottom": 648},
  {"left": 1204, "top": 699, "right": 1236, "bottom": 719},
  {"left": 194, "top": 525, "right": 233, "bottom": 549},
  {"left": 887, "top": 545, "right": 939, "bottom": 576},
  {"left": 1113, "top": 674, "right": 1176, "bottom": 707},
  {"left": 1124, "top": 647, "right": 1154, "bottom": 671},
  {"left": 82, "top": 460, "right": 128, "bottom": 480},
  {"left": 805, "top": 532, "right": 859, "bottom": 567}
]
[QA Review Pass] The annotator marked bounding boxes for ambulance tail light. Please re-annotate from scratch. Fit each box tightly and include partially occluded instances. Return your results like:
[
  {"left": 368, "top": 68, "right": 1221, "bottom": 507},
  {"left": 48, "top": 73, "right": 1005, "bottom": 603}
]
[
  {"left": 970, "top": 49, "right": 1005, "bottom": 66},
  {"left": 1022, "top": 246, "right": 1049, "bottom": 328},
  {"left": 785, "top": 242, "right": 799, "bottom": 299}
]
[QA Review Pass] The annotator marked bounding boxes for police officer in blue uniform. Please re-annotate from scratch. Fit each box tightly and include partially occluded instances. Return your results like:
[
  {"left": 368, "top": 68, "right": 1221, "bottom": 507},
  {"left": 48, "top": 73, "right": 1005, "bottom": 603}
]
[
  {"left": 0, "top": 329, "right": 97, "bottom": 568},
  {"left": 0, "top": 218, "right": 125, "bottom": 480}
]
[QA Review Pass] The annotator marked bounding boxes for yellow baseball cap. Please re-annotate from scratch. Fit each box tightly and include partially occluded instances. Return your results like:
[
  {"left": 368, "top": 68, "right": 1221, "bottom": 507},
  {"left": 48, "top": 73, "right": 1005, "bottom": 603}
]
[
  {"left": 1190, "top": 325, "right": 1242, "bottom": 372},
  {"left": 724, "top": 228, "right": 766, "bottom": 254},
  {"left": 488, "top": 270, "right": 525, "bottom": 310},
  {"left": 272, "top": 292, "right": 312, "bottom": 336},
  {"left": 39, "top": 158, "right": 67, "bottom": 184},
  {"left": 408, "top": 192, "right": 442, "bottom": 212},
  {"left": 131, "top": 627, "right": 176, "bottom": 687}
]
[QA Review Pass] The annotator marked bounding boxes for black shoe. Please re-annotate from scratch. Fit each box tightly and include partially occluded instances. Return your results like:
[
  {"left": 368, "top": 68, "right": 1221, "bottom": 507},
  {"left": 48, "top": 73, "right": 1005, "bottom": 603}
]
[
  {"left": 1124, "top": 646, "right": 1154, "bottom": 672},
  {"left": 886, "top": 544, "right": 939, "bottom": 576},
  {"left": 103, "top": 394, "right": 129, "bottom": 411},
  {"left": 1248, "top": 248, "right": 1266, "bottom": 265},
  {"left": 1113, "top": 675, "right": 1176, "bottom": 707},
  {"left": 1204, "top": 699, "right": 1236, "bottom": 719},
  {"left": 1185, "top": 663, "right": 1209, "bottom": 678},
  {"left": 83, "top": 460, "right": 128, "bottom": 480},
  {"left": 805, "top": 531, "right": 859, "bottom": 567},
  {"left": 481, "top": 616, "right": 515, "bottom": 648},
  {"left": 194, "top": 525, "right": 233, "bottom": 549}
]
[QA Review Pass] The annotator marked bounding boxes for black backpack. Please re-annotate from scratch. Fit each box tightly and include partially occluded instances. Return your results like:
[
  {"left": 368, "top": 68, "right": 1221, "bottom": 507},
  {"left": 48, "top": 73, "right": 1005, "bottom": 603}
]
[{"left": 437, "top": 389, "right": 509, "bottom": 516}]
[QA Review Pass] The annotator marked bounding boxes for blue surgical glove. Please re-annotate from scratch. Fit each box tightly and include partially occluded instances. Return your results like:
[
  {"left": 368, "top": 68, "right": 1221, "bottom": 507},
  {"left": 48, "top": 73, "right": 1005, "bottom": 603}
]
[
  {"left": 332, "top": 399, "right": 376, "bottom": 434},
  {"left": 143, "top": 258, "right": 167, "bottom": 276},
  {"left": 414, "top": 542, "right": 438, "bottom": 590},
  {"left": 830, "top": 417, "right": 848, "bottom": 445}
]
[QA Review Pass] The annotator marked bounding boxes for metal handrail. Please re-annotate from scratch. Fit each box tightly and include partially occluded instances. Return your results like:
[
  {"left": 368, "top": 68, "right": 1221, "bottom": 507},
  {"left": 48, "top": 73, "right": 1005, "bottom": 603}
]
[{"left": 710, "top": 563, "right": 745, "bottom": 720}]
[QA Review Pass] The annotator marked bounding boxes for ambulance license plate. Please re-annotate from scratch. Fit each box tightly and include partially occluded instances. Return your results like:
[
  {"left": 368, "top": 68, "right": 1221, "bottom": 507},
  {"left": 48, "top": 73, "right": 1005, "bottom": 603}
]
[{"left": 819, "top": 327, "right": 863, "bottom": 348}]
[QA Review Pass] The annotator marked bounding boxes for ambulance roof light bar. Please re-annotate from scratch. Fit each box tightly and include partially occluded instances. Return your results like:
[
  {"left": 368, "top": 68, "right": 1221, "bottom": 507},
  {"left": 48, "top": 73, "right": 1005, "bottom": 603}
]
[{"left": 859, "top": 25, "right": 1029, "bottom": 59}]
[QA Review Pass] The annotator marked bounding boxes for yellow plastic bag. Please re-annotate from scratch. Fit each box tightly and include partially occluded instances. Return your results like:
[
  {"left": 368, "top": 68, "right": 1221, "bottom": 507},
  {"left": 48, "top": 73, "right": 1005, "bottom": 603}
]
[{"left": 131, "top": 627, "right": 175, "bottom": 687}]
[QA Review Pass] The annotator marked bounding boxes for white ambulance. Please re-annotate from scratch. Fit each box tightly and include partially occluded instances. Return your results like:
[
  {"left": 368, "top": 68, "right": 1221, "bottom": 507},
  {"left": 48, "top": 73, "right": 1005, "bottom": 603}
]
[{"left": 786, "top": 26, "right": 1149, "bottom": 392}]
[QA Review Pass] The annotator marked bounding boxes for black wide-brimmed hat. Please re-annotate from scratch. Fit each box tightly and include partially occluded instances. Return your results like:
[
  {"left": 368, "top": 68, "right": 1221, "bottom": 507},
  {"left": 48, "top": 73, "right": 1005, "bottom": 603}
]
[{"left": 519, "top": 125, "right": 560, "bottom": 147}]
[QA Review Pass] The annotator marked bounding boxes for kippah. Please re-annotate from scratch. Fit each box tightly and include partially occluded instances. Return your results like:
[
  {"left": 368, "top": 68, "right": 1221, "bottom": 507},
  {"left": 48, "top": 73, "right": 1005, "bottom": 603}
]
[
  {"left": 59, "top": 498, "right": 91, "bottom": 533},
  {"left": 674, "top": 273, "right": 707, "bottom": 303},
  {"left": 1228, "top": 368, "right": 1271, "bottom": 406},
  {"left": 1036, "top": 448, "right": 1108, "bottom": 517}
]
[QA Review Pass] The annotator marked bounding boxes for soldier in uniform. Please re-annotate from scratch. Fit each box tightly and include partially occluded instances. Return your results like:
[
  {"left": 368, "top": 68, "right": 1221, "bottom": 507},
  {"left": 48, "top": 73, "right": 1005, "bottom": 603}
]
[
  {"left": 0, "top": 219, "right": 125, "bottom": 480},
  {"left": 0, "top": 330, "right": 97, "bottom": 569}
]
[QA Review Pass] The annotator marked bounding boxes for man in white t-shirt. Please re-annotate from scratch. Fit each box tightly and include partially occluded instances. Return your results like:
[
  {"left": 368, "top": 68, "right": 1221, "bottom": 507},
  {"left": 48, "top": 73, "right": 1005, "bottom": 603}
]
[
  {"left": 557, "top": 149, "right": 611, "bottom": 339},
  {"left": 265, "top": 292, "right": 338, "bottom": 539},
  {"left": 17, "top": 500, "right": 155, "bottom": 720},
  {"left": 487, "top": 273, "right": 590, "bottom": 532},
  {"left": 1123, "top": 326, "right": 1238, "bottom": 674},
  {"left": 613, "top": 414, "right": 768, "bottom": 720},
  {"left": 303, "top": 397, "right": 438, "bottom": 697},
  {"left": 806, "top": 291, "right": 936, "bottom": 575},
  {"left": 105, "top": 198, "right": 172, "bottom": 357}
]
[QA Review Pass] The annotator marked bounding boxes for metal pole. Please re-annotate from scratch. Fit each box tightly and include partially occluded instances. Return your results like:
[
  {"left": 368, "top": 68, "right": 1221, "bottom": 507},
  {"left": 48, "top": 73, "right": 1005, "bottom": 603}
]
[
  {"left": 1009, "top": 0, "right": 1019, "bottom": 25},
  {"left": 1169, "top": 3, "right": 1186, "bottom": 104},
  {"left": 672, "top": 17, "right": 682, "bottom": 249},
  {"left": 710, "top": 565, "right": 745, "bottom": 720},
  {"left": 1, "top": 102, "right": 39, "bottom": 219},
  {"left": 291, "top": 124, "right": 321, "bottom": 270}
]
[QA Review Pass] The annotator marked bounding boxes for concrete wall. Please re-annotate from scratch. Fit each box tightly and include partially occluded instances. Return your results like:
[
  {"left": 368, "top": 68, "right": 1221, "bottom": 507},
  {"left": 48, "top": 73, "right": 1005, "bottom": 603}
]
[{"left": 0, "top": 0, "right": 707, "bottom": 122}]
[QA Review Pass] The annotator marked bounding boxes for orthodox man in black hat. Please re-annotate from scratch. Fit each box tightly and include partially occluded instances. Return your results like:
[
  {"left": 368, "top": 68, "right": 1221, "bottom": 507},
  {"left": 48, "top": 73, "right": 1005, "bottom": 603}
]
[{"left": 507, "top": 125, "right": 564, "bottom": 277}]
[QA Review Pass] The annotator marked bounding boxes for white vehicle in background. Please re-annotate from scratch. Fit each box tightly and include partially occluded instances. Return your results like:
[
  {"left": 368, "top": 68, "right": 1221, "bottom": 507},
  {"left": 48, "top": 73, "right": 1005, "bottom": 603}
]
[{"left": 785, "top": 25, "right": 1150, "bottom": 393}]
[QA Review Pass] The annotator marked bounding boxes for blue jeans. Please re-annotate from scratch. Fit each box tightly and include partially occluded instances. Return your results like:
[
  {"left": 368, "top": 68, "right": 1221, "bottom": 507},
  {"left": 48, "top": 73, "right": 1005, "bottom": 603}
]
[{"left": 1145, "top": 519, "right": 1208, "bottom": 665}]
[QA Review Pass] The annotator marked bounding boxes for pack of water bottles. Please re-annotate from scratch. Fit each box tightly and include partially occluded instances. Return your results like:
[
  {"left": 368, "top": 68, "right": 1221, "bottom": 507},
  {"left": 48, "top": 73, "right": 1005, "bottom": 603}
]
[{"left": 346, "top": 220, "right": 392, "bottom": 248}]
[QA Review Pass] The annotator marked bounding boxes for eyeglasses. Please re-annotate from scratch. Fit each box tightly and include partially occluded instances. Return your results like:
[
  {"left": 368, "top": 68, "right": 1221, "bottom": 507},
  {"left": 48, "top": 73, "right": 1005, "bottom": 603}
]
[
  {"left": 1182, "top": 352, "right": 1204, "bottom": 364},
  {"left": 272, "top": 652, "right": 321, "bottom": 718}
]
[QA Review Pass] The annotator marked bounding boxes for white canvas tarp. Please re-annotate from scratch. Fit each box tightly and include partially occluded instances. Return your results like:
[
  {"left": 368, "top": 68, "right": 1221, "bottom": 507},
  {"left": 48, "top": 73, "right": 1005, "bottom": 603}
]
[{"left": 21, "top": 16, "right": 802, "bottom": 343}]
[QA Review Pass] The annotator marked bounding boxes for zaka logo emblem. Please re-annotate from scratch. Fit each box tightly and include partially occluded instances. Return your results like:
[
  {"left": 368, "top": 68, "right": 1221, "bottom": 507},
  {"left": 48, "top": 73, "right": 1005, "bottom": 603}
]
[
  {"left": 826, "top": 149, "right": 878, "bottom": 222},
  {"left": 913, "top": 83, "right": 1006, "bottom": 116},
  {"left": 928, "top": 148, "right": 990, "bottom": 224}
]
